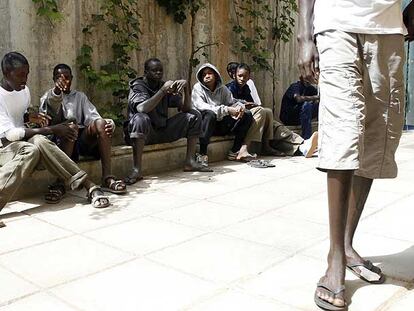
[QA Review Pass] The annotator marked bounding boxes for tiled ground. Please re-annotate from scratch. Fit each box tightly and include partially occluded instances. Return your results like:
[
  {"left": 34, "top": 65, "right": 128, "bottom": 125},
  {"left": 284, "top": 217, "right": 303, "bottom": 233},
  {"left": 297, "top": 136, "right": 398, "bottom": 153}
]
[{"left": 1, "top": 131, "right": 414, "bottom": 311}]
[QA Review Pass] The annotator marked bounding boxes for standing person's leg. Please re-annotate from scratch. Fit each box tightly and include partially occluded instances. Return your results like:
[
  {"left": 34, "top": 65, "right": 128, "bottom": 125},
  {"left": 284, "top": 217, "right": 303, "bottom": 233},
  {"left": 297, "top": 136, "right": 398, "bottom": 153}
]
[
  {"left": 0, "top": 141, "right": 40, "bottom": 212},
  {"left": 344, "top": 176, "right": 385, "bottom": 282},
  {"left": 199, "top": 110, "right": 217, "bottom": 156},
  {"left": 316, "top": 170, "right": 352, "bottom": 308},
  {"left": 300, "top": 101, "right": 315, "bottom": 139},
  {"left": 124, "top": 113, "right": 152, "bottom": 185},
  {"left": 81, "top": 119, "right": 126, "bottom": 194},
  {"left": 314, "top": 30, "right": 367, "bottom": 310},
  {"left": 29, "top": 135, "right": 110, "bottom": 208},
  {"left": 343, "top": 33, "right": 405, "bottom": 284}
]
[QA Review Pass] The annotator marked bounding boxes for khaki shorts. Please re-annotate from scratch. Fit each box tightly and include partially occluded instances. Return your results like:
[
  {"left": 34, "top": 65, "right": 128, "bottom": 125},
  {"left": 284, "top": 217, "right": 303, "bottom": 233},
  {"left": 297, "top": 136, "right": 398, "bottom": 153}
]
[{"left": 316, "top": 30, "right": 405, "bottom": 179}]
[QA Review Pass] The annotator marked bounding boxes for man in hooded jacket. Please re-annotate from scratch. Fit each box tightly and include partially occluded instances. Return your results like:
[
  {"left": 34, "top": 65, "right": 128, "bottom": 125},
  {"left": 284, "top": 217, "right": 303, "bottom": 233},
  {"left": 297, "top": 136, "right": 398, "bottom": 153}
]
[{"left": 191, "top": 63, "right": 255, "bottom": 167}]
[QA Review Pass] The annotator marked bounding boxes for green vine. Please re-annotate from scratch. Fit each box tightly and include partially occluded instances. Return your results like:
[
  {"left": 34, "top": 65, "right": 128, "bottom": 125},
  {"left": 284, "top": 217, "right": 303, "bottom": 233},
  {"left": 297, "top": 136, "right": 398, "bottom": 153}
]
[
  {"left": 156, "top": 0, "right": 220, "bottom": 83},
  {"left": 31, "top": 0, "right": 63, "bottom": 24},
  {"left": 231, "top": 0, "right": 296, "bottom": 72},
  {"left": 77, "top": 0, "right": 141, "bottom": 124}
]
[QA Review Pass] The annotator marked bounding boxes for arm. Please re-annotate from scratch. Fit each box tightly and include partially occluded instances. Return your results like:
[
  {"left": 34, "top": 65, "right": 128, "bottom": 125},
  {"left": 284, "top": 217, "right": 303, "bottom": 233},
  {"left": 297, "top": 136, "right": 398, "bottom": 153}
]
[
  {"left": 293, "top": 94, "right": 320, "bottom": 103},
  {"left": 297, "top": 0, "right": 319, "bottom": 84},
  {"left": 131, "top": 81, "right": 174, "bottom": 114},
  {"left": 191, "top": 83, "right": 229, "bottom": 119}
]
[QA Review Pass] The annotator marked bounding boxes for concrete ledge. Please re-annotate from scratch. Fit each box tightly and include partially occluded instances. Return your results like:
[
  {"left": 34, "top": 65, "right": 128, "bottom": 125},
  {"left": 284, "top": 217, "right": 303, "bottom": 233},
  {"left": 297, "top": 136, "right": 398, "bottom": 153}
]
[{"left": 16, "top": 136, "right": 234, "bottom": 199}]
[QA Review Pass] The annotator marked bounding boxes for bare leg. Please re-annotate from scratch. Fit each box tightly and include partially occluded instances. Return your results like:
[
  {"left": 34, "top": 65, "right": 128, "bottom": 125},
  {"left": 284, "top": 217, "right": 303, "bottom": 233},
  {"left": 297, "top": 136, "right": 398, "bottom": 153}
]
[
  {"left": 124, "top": 137, "right": 144, "bottom": 184},
  {"left": 345, "top": 175, "right": 373, "bottom": 263},
  {"left": 316, "top": 170, "right": 353, "bottom": 308}
]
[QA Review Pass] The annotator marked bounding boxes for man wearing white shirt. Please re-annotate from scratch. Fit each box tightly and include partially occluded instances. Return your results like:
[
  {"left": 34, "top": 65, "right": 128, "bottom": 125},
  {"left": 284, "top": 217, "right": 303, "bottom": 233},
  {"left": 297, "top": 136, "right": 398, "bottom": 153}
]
[
  {"left": 0, "top": 52, "right": 110, "bottom": 220},
  {"left": 298, "top": 1, "right": 414, "bottom": 310}
]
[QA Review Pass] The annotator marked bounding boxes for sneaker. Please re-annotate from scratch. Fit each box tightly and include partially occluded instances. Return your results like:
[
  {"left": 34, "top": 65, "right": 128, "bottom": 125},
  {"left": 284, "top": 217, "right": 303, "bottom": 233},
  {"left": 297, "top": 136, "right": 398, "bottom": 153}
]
[
  {"left": 299, "top": 131, "right": 318, "bottom": 158},
  {"left": 196, "top": 153, "right": 209, "bottom": 167}
]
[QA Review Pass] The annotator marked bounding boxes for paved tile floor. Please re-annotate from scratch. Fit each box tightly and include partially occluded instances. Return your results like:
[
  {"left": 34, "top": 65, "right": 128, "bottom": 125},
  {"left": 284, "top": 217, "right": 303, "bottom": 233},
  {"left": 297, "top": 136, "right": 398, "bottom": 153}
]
[{"left": 1, "top": 131, "right": 414, "bottom": 311}]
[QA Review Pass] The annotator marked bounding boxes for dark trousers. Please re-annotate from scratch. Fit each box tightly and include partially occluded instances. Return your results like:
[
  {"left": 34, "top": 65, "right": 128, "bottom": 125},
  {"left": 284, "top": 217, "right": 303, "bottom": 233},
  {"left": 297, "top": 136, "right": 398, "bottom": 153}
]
[
  {"left": 199, "top": 110, "right": 253, "bottom": 155},
  {"left": 280, "top": 102, "right": 318, "bottom": 139},
  {"left": 124, "top": 109, "right": 202, "bottom": 145}
]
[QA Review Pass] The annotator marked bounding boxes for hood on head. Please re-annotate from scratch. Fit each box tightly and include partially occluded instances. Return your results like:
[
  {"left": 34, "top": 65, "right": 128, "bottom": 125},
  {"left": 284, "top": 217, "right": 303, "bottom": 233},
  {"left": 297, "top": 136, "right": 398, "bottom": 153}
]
[{"left": 195, "top": 63, "right": 222, "bottom": 89}]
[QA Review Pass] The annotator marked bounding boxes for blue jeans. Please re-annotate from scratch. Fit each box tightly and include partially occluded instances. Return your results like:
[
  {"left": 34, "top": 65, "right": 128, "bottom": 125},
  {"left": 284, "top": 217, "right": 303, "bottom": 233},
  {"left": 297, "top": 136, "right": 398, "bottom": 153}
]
[
  {"left": 281, "top": 101, "right": 318, "bottom": 139},
  {"left": 300, "top": 102, "right": 319, "bottom": 139}
]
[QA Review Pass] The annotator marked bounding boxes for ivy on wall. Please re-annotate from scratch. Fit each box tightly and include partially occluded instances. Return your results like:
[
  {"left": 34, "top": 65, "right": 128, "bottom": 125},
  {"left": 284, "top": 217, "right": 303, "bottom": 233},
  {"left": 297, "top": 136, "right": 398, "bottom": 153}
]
[
  {"left": 231, "top": 0, "right": 297, "bottom": 72},
  {"left": 31, "top": 0, "right": 296, "bottom": 121},
  {"left": 32, "top": 0, "right": 63, "bottom": 24},
  {"left": 156, "top": 0, "right": 220, "bottom": 83},
  {"left": 77, "top": 0, "right": 141, "bottom": 124}
]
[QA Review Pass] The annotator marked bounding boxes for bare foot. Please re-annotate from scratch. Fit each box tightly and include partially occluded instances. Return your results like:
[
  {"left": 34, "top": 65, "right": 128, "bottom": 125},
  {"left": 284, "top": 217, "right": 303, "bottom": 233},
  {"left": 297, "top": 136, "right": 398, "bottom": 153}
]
[{"left": 315, "top": 258, "right": 346, "bottom": 309}]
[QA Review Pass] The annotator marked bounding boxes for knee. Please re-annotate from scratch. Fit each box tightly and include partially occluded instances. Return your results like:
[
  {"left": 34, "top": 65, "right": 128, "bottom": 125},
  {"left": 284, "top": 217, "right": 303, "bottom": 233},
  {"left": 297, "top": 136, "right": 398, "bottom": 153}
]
[
  {"left": 93, "top": 118, "right": 108, "bottom": 136},
  {"left": 20, "top": 142, "right": 40, "bottom": 163},
  {"left": 301, "top": 102, "right": 313, "bottom": 114},
  {"left": 131, "top": 113, "right": 151, "bottom": 129},
  {"left": 202, "top": 110, "right": 217, "bottom": 122},
  {"left": 187, "top": 109, "right": 202, "bottom": 125},
  {"left": 30, "top": 134, "right": 49, "bottom": 147},
  {"left": 242, "top": 109, "right": 254, "bottom": 124}
]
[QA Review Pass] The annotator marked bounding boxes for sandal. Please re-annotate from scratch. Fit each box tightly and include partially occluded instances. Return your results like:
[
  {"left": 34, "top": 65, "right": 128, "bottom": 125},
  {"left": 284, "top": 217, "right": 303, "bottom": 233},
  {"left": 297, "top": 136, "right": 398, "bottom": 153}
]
[
  {"left": 87, "top": 185, "right": 110, "bottom": 209},
  {"left": 314, "top": 282, "right": 347, "bottom": 311},
  {"left": 346, "top": 260, "right": 385, "bottom": 284},
  {"left": 45, "top": 183, "right": 66, "bottom": 204},
  {"left": 102, "top": 175, "right": 127, "bottom": 194}
]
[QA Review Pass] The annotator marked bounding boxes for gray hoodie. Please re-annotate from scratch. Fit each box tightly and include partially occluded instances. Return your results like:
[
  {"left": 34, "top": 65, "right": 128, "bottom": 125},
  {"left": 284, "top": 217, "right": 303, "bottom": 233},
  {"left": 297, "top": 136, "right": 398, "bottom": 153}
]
[{"left": 191, "top": 63, "right": 235, "bottom": 121}]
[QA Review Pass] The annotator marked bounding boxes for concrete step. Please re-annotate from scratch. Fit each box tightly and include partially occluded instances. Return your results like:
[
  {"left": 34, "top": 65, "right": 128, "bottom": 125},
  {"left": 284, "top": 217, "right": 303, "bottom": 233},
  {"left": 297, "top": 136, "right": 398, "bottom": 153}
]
[{"left": 16, "top": 136, "right": 234, "bottom": 200}]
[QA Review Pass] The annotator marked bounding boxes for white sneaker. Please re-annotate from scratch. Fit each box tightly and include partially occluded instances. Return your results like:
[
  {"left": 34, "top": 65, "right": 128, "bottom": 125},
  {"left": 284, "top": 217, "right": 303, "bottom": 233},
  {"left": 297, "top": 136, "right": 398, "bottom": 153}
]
[{"left": 299, "top": 132, "right": 318, "bottom": 158}]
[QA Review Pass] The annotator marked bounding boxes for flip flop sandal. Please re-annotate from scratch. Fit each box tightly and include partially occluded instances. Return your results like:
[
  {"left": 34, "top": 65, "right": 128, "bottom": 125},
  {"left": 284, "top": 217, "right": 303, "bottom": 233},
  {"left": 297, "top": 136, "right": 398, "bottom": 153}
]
[
  {"left": 102, "top": 175, "right": 127, "bottom": 194},
  {"left": 314, "top": 283, "right": 347, "bottom": 311},
  {"left": 248, "top": 159, "right": 268, "bottom": 168},
  {"left": 346, "top": 260, "right": 385, "bottom": 284},
  {"left": 124, "top": 175, "right": 144, "bottom": 185},
  {"left": 87, "top": 185, "right": 110, "bottom": 209},
  {"left": 259, "top": 159, "right": 276, "bottom": 167},
  {"left": 45, "top": 183, "right": 66, "bottom": 204}
]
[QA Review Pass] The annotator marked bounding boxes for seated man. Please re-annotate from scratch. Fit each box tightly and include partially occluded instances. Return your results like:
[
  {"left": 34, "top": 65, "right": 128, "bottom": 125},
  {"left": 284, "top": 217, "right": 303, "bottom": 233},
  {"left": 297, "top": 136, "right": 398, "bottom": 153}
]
[
  {"left": 226, "top": 62, "right": 318, "bottom": 158},
  {"left": 280, "top": 77, "right": 319, "bottom": 139},
  {"left": 192, "top": 63, "right": 255, "bottom": 167},
  {"left": 226, "top": 62, "right": 281, "bottom": 155},
  {"left": 40, "top": 64, "right": 126, "bottom": 200},
  {"left": 0, "top": 52, "right": 110, "bottom": 221},
  {"left": 124, "top": 57, "right": 210, "bottom": 184}
]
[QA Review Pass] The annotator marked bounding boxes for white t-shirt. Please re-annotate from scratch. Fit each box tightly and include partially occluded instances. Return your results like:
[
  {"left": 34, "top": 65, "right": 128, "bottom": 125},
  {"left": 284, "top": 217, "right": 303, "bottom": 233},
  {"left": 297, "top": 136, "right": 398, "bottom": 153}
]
[
  {"left": 314, "top": 0, "right": 406, "bottom": 35},
  {"left": 0, "top": 86, "right": 31, "bottom": 138},
  {"left": 246, "top": 79, "right": 262, "bottom": 106}
]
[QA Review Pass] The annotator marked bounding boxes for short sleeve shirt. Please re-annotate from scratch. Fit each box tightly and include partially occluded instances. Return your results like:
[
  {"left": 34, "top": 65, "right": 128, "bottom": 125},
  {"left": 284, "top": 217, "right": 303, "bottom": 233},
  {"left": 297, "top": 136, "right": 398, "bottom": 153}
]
[
  {"left": 127, "top": 77, "right": 182, "bottom": 129},
  {"left": 314, "top": 0, "right": 406, "bottom": 35},
  {"left": 0, "top": 86, "right": 30, "bottom": 138}
]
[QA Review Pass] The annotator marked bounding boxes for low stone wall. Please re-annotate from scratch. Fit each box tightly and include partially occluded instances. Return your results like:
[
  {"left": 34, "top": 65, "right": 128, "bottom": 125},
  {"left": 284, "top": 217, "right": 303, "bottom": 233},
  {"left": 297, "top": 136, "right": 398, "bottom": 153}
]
[{"left": 16, "top": 136, "right": 234, "bottom": 199}]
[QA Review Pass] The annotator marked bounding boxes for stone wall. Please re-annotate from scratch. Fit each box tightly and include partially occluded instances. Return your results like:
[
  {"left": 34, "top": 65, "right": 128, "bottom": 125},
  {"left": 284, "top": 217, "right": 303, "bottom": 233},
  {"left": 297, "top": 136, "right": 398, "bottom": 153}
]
[{"left": 0, "top": 0, "right": 298, "bottom": 117}]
